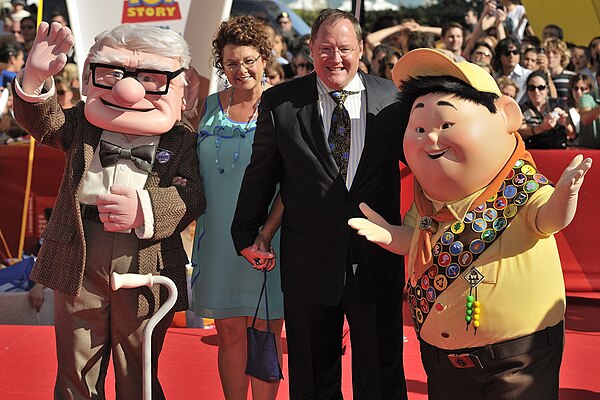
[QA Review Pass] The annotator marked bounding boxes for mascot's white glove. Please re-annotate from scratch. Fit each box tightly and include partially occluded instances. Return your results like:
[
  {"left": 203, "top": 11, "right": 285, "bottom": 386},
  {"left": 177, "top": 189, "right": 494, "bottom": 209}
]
[
  {"left": 537, "top": 154, "right": 592, "bottom": 234},
  {"left": 348, "top": 203, "right": 393, "bottom": 245},
  {"left": 96, "top": 185, "right": 144, "bottom": 231}
]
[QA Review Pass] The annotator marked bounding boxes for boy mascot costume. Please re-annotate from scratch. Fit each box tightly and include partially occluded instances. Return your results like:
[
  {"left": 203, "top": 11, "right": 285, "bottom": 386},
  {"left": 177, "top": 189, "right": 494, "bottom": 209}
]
[
  {"left": 349, "top": 48, "right": 592, "bottom": 400},
  {"left": 13, "top": 22, "right": 205, "bottom": 399}
]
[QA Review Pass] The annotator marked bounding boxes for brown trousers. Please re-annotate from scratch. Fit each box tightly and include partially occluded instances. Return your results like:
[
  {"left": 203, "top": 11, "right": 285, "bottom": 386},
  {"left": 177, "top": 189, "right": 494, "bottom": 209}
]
[{"left": 53, "top": 219, "right": 173, "bottom": 400}]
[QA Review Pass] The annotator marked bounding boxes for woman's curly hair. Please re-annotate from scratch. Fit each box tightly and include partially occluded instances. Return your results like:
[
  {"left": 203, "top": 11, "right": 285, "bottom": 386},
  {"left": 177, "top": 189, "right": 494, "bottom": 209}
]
[{"left": 212, "top": 15, "right": 273, "bottom": 73}]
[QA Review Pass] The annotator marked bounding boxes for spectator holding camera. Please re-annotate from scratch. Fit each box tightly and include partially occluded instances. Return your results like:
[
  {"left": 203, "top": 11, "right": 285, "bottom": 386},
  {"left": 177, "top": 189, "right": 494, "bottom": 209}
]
[{"left": 519, "top": 70, "right": 573, "bottom": 149}]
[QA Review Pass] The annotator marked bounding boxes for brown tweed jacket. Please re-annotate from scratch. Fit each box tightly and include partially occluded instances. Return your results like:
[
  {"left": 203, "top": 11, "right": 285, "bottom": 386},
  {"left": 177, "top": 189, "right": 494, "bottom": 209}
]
[{"left": 13, "top": 92, "right": 206, "bottom": 316}]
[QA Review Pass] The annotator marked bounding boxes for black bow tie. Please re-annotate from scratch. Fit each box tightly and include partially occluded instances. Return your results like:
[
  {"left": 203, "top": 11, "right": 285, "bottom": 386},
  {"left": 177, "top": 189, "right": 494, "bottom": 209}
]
[{"left": 99, "top": 140, "right": 156, "bottom": 173}]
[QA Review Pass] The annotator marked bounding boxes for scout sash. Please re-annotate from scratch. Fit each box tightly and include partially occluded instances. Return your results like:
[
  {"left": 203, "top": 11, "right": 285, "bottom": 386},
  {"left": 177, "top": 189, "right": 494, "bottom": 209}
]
[{"left": 406, "top": 159, "right": 550, "bottom": 336}]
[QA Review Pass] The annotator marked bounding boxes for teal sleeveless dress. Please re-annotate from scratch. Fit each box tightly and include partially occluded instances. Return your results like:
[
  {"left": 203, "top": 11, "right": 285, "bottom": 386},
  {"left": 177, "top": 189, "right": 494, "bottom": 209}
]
[{"left": 190, "top": 92, "right": 283, "bottom": 320}]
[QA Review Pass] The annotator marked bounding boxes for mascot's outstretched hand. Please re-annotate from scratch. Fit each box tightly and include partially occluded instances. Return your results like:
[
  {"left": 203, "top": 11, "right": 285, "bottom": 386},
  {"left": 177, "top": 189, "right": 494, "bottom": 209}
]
[
  {"left": 96, "top": 185, "right": 144, "bottom": 232},
  {"left": 537, "top": 154, "right": 593, "bottom": 234},
  {"left": 349, "top": 203, "right": 413, "bottom": 255},
  {"left": 22, "top": 21, "right": 74, "bottom": 94},
  {"left": 555, "top": 154, "right": 592, "bottom": 196}
]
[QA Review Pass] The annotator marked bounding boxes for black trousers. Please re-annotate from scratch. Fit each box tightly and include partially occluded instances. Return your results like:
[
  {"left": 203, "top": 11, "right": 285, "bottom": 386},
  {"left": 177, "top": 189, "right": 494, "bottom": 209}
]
[
  {"left": 420, "top": 321, "right": 565, "bottom": 400},
  {"left": 283, "top": 270, "right": 407, "bottom": 400}
]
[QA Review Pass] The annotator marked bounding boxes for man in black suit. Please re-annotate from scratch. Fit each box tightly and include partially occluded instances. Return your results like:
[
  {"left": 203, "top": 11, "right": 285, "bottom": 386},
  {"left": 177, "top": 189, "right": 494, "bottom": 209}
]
[{"left": 232, "top": 9, "right": 407, "bottom": 399}]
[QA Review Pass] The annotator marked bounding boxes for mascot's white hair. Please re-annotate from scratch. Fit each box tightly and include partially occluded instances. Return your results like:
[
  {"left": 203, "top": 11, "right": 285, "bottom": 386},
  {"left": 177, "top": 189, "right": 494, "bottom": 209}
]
[{"left": 82, "top": 24, "right": 191, "bottom": 90}]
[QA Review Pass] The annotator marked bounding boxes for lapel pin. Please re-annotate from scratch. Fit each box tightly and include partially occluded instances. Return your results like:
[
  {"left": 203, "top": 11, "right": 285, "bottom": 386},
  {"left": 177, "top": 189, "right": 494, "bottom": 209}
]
[{"left": 156, "top": 149, "right": 173, "bottom": 164}]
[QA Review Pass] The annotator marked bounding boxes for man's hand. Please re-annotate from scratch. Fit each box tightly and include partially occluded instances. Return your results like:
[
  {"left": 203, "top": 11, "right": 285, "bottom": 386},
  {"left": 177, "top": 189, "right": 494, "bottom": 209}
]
[
  {"left": 348, "top": 203, "right": 394, "bottom": 245},
  {"left": 241, "top": 232, "right": 276, "bottom": 271},
  {"left": 22, "top": 21, "right": 74, "bottom": 94},
  {"left": 96, "top": 185, "right": 144, "bottom": 231}
]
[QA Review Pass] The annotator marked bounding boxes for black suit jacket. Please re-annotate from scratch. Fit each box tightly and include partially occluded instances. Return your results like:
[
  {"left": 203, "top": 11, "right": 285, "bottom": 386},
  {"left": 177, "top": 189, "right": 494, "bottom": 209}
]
[{"left": 232, "top": 72, "right": 404, "bottom": 306}]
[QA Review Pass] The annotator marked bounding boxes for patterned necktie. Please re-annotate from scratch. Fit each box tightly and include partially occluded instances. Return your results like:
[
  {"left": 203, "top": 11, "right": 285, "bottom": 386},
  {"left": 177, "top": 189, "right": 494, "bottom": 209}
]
[
  {"left": 99, "top": 139, "right": 156, "bottom": 173},
  {"left": 328, "top": 90, "right": 351, "bottom": 181}
]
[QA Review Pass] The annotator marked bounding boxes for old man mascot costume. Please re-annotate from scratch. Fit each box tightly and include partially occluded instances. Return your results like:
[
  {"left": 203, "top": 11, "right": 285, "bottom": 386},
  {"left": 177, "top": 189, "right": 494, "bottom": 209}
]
[
  {"left": 13, "top": 22, "right": 205, "bottom": 399},
  {"left": 349, "top": 48, "right": 592, "bottom": 400}
]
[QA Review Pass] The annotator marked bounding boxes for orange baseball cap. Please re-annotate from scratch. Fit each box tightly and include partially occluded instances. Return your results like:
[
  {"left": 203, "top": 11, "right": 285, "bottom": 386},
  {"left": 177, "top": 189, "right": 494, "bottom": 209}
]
[{"left": 392, "top": 48, "right": 501, "bottom": 96}]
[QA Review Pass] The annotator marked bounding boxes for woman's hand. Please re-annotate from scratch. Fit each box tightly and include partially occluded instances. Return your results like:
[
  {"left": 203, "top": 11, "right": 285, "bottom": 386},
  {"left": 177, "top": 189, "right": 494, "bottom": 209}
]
[{"left": 539, "top": 107, "right": 562, "bottom": 131}]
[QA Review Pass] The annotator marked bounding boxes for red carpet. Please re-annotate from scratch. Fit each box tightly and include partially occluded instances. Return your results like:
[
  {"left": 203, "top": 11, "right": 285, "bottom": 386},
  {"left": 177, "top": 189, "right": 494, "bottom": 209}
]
[{"left": 1, "top": 300, "right": 599, "bottom": 399}]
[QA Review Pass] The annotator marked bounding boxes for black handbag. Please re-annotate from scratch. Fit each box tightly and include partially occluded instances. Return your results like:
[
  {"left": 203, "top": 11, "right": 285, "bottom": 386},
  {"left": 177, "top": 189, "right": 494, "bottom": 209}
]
[{"left": 245, "top": 269, "right": 284, "bottom": 382}]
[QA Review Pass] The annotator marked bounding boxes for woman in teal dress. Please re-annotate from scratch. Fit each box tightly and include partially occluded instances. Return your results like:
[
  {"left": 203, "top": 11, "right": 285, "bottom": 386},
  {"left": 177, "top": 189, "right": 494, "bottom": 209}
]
[{"left": 190, "top": 16, "right": 284, "bottom": 400}]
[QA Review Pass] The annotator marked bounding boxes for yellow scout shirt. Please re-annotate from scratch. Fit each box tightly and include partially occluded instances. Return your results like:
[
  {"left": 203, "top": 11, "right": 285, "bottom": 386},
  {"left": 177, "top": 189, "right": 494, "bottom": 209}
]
[{"left": 404, "top": 184, "right": 565, "bottom": 350}]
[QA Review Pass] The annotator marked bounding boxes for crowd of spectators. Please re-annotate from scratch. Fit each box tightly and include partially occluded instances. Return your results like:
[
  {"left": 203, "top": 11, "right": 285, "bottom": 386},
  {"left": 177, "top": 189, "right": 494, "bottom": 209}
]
[
  {"left": 354, "top": 0, "right": 600, "bottom": 149},
  {"left": 0, "top": 2, "right": 77, "bottom": 144}
]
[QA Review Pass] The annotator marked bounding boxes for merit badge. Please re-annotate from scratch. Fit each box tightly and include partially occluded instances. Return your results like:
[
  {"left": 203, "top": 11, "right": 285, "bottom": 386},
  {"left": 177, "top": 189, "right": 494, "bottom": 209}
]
[
  {"left": 445, "top": 263, "right": 460, "bottom": 278},
  {"left": 416, "top": 309, "right": 424, "bottom": 323},
  {"left": 441, "top": 232, "right": 454, "bottom": 245},
  {"left": 524, "top": 180, "right": 539, "bottom": 193},
  {"left": 474, "top": 203, "right": 486, "bottom": 213},
  {"left": 449, "top": 241, "right": 464, "bottom": 255},
  {"left": 503, "top": 204, "right": 518, "bottom": 218},
  {"left": 483, "top": 208, "right": 498, "bottom": 221},
  {"left": 505, "top": 168, "right": 515, "bottom": 180},
  {"left": 428, "top": 265, "right": 439, "bottom": 278},
  {"left": 521, "top": 164, "right": 536, "bottom": 175},
  {"left": 438, "top": 252, "right": 452, "bottom": 267},
  {"left": 493, "top": 217, "right": 508, "bottom": 231},
  {"left": 450, "top": 221, "right": 465, "bottom": 234},
  {"left": 472, "top": 219, "right": 487, "bottom": 232},
  {"left": 513, "top": 173, "right": 527, "bottom": 186},
  {"left": 464, "top": 212, "right": 475, "bottom": 223},
  {"left": 426, "top": 287, "right": 437, "bottom": 302},
  {"left": 415, "top": 285, "right": 423, "bottom": 299},
  {"left": 458, "top": 251, "right": 473, "bottom": 266},
  {"left": 469, "top": 239, "right": 485, "bottom": 254},
  {"left": 533, "top": 173, "right": 549, "bottom": 184},
  {"left": 493, "top": 197, "right": 508, "bottom": 210},
  {"left": 514, "top": 192, "right": 528, "bottom": 206},
  {"left": 433, "top": 243, "right": 442, "bottom": 256},
  {"left": 420, "top": 298, "right": 430, "bottom": 313},
  {"left": 481, "top": 229, "right": 497, "bottom": 243},
  {"left": 503, "top": 185, "right": 517, "bottom": 199},
  {"left": 433, "top": 274, "right": 448, "bottom": 291}
]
